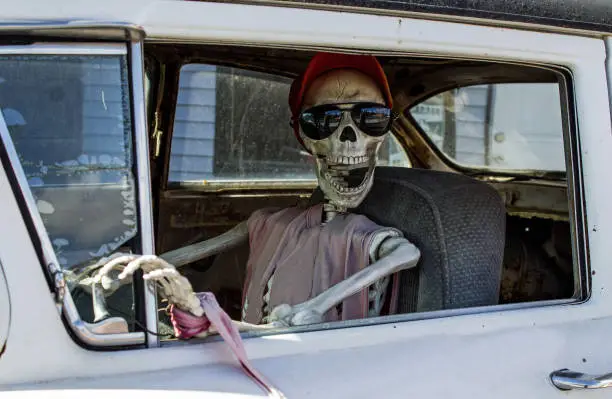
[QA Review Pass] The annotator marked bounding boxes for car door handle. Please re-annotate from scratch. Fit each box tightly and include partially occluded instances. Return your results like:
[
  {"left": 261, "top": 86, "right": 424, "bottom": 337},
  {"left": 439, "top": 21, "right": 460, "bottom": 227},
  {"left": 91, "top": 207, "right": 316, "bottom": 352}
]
[{"left": 550, "top": 368, "right": 612, "bottom": 390}]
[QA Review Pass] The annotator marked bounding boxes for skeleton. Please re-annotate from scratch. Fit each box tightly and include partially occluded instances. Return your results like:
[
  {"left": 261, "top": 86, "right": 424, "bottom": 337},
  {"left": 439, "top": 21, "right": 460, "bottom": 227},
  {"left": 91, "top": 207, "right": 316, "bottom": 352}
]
[{"left": 87, "top": 54, "right": 421, "bottom": 337}]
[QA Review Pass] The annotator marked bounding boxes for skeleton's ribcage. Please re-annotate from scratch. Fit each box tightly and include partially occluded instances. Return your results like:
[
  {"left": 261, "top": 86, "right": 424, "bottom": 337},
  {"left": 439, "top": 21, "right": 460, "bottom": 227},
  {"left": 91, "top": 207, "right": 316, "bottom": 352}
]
[
  {"left": 367, "top": 275, "right": 390, "bottom": 317},
  {"left": 240, "top": 272, "right": 390, "bottom": 322}
]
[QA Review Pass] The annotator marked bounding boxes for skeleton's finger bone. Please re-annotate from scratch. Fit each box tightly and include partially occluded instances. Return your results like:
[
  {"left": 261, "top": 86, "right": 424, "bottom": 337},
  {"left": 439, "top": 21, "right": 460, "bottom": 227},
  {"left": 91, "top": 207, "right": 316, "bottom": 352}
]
[
  {"left": 144, "top": 269, "right": 193, "bottom": 298},
  {"left": 118, "top": 255, "right": 171, "bottom": 280},
  {"left": 142, "top": 267, "right": 181, "bottom": 281},
  {"left": 142, "top": 257, "right": 176, "bottom": 273},
  {"left": 289, "top": 309, "right": 323, "bottom": 326},
  {"left": 95, "top": 255, "right": 138, "bottom": 281},
  {"left": 99, "top": 251, "right": 133, "bottom": 265},
  {"left": 152, "top": 275, "right": 174, "bottom": 297},
  {"left": 266, "top": 304, "right": 322, "bottom": 326},
  {"left": 88, "top": 252, "right": 130, "bottom": 272},
  {"left": 162, "top": 277, "right": 185, "bottom": 302},
  {"left": 175, "top": 273, "right": 197, "bottom": 297},
  {"left": 100, "top": 274, "right": 123, "bottom": 291},
  {"left": 144, "top": 268, "right": 203, "bottom": 316},
  {"left": 142, "top": 271, "right": 178, "bottom": 299}
]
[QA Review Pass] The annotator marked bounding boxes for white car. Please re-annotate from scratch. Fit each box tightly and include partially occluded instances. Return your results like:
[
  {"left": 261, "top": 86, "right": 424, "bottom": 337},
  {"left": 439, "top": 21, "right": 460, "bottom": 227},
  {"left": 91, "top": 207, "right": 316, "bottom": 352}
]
[{"left": 0, "top": 1, "right": 610, "bottom": 397}]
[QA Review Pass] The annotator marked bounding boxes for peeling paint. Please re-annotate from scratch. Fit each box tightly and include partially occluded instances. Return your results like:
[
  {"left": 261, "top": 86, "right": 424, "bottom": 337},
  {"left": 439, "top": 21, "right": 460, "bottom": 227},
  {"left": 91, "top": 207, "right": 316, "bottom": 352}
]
[
  {"left": 36, "top": 200, "right": 55, "bottom": 215},
  {"left": 53, "top": 238, "right": 69, "bottom": 248}
]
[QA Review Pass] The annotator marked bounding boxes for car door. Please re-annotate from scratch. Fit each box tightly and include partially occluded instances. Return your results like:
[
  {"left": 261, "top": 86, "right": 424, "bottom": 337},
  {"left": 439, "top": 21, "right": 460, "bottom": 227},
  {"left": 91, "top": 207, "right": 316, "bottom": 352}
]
[
  {"left": 129, "top": 5, "right": 612, "bottom": 397},
  {"left": 0, "top": 3, "right": 611, "bottom": 399},
  {"left": 141, "top": 6, "right": 612, "bottom": 397}
]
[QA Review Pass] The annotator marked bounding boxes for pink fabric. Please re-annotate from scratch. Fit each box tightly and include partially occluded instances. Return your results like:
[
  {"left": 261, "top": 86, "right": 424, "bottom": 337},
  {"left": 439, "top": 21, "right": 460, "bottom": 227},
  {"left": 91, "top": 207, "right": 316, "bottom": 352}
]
[
  {"left": 242, "top": 204, "right": 402, "bottom": 324},
  {"left": 169, "top": 305, "right": 210, "bottom": 339},
  {"left": 170, "top": 293, "right": 286, "bottom": 399}
]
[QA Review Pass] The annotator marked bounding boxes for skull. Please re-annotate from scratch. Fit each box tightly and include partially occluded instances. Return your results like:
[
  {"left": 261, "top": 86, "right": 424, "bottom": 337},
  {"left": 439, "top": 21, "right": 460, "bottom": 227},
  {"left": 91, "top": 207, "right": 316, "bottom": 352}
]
[{"left": 299, "top": 69, "right": 391, "bottom": 210}]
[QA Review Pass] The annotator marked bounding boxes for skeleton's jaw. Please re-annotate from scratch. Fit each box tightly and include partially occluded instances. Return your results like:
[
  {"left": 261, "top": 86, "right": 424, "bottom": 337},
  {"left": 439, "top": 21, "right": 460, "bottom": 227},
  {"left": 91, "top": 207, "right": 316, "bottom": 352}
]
[{"left": 315, "top": 154, "right": 376, "bottom": 210}]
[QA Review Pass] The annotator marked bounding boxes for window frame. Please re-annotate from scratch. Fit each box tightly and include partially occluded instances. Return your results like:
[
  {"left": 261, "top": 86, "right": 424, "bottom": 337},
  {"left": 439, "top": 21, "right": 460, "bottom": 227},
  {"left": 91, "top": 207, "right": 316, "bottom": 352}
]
[
  {"left": 162, "top": 61, "right": 412, "bottom": 192},
  {"left": 152, "top": 48, "right": 589, "bottom": 345},
  {"left": 409, "top": 82, "right": 566, "bottom": 173},
  {"left": 0, "top": 41, "right": 158, "bottom": 348},
  {"left": 398, "top": 66, "right": 589, "bottom": 303},
  {"left": 402, "top": 70, "right": 571, "bottom": 180}
]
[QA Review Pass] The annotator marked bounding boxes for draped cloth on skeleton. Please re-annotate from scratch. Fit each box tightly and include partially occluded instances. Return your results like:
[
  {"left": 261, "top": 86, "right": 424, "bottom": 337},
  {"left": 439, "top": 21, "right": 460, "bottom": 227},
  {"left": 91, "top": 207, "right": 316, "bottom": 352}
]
[{"left": 241, "top": 203, "right": 402, "bottom": 324}]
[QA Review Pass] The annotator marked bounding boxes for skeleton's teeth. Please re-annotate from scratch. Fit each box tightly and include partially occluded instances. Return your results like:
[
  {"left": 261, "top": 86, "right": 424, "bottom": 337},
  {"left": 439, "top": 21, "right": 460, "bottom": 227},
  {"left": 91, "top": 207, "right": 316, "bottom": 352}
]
[
  {"left": 326, "top": 155, "right": 370, "bottom": 165},
  {"left": 323, "top": 166, "right": 373, "bottom": 194}
]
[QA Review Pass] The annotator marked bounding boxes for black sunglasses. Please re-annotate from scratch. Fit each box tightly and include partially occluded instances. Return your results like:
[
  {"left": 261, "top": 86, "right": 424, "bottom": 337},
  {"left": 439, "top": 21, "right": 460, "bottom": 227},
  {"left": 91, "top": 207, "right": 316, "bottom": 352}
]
[{"left": 297, "top": 102, "right": 397, "bottom": 141}]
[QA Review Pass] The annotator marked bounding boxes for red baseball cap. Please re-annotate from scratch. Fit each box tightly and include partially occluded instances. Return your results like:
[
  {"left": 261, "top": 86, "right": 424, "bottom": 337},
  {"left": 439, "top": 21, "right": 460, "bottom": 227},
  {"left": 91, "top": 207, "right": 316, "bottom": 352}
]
[{"left": 289, "top": 52, "right": 393, "bottom": 148}]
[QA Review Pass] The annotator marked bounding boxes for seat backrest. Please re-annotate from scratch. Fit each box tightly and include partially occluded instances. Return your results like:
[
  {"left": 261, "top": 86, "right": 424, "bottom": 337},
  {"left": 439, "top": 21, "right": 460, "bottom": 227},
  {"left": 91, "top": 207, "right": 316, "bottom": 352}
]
[{"left": 310, "top": 166, "right": 506, "bottom": 313}]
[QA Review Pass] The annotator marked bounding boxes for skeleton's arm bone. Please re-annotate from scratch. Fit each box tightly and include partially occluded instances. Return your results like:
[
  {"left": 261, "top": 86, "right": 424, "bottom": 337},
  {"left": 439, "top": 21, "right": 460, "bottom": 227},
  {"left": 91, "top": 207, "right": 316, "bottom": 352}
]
[
  {"left": 74, "top": 222, "right": 249, "bottom": 296},
  {"left": 160, "top": 221, "right": 248, "bottom": 267},
  {"left": 82, "top": 220, "right": 248, "bottom": 328},
  {"left": 277, "top": 237, "right": 420, "bottom": 322},
  {"left": 91, "top": 236, "right": 419, "bottom": 334}
]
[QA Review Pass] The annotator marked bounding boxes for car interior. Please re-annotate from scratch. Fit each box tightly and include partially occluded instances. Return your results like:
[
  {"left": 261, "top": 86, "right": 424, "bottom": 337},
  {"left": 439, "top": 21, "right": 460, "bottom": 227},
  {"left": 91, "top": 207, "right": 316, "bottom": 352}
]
[{"left": 141, "top": 44, "right": 577, "bottom": 335}]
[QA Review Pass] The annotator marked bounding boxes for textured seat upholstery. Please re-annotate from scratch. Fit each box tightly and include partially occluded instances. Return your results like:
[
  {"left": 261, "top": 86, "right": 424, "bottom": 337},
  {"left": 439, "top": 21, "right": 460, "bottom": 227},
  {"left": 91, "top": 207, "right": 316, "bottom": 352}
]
[{"left": 311, "top": 166, "right": 506, "bottom": 313}]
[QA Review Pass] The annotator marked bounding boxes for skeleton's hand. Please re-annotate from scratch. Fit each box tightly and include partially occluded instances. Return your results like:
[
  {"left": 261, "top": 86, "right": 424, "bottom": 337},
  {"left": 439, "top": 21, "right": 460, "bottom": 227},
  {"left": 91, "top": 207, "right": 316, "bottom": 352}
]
[
  {"left": 264, "top": 303, "right": 324, "bottom": 326},
  {"left": 92, "top": 254, "right": 204, "bottom": 317},
  {"left": 67, "top": 252, "right": 134, "bottom": 296}
]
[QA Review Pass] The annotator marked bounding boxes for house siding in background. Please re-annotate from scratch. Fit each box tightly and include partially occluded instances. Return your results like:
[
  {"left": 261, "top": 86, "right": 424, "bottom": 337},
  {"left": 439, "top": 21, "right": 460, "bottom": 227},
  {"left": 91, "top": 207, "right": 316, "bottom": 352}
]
[
  {"left": 168, "top": 64, "right": 217, "bottom": 182},
  {"left": 81, "top": 56, "right": 130, "bottom": 162},
  {"left": 411, "top": 83, "right": 565, "bottom": 171}
]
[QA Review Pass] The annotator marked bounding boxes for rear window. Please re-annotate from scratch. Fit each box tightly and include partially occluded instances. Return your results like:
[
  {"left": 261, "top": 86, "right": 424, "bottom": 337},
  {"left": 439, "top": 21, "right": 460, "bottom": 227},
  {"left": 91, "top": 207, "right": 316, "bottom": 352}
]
[{"left": 409, "top": 83, "right": 565, "bottom": 172}]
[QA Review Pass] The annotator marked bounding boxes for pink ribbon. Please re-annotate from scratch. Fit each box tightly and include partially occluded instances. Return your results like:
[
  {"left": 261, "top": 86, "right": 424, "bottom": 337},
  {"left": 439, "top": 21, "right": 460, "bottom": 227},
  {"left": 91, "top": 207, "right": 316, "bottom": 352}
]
[{"left": 170, "top": 293, "right": 287, "bottom": 398}]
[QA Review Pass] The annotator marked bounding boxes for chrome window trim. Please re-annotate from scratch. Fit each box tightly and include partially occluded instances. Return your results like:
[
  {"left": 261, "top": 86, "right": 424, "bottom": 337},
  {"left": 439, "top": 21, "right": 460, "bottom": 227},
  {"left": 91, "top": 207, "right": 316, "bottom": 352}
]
[
  {"left": 558, "top": 68, "right": 590, "bottom": 301},
  {"left": 167, "top": 179, "right": 318, "bottom": 192},
  {"left": 165, "top": 297, "right": 578, "bottom": 345},
  {"left": 130, "top": 40, "right": 159, "bottom": 347},
  {"left": 0, "top": 44, "right": 126, "bottom": 55},
  {"left": 0, "top": 42, "right": 146, "bottom": 347},
  {"left": 0, "top": 21, "right": 144, "bottom": 41}
]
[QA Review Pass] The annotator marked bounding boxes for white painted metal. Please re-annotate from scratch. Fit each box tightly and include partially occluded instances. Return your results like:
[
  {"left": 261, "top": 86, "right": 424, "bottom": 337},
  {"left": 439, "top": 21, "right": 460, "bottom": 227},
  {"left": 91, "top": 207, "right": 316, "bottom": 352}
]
[{"left": 0, "top": 2, "right": 609, "bottom": 398}]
